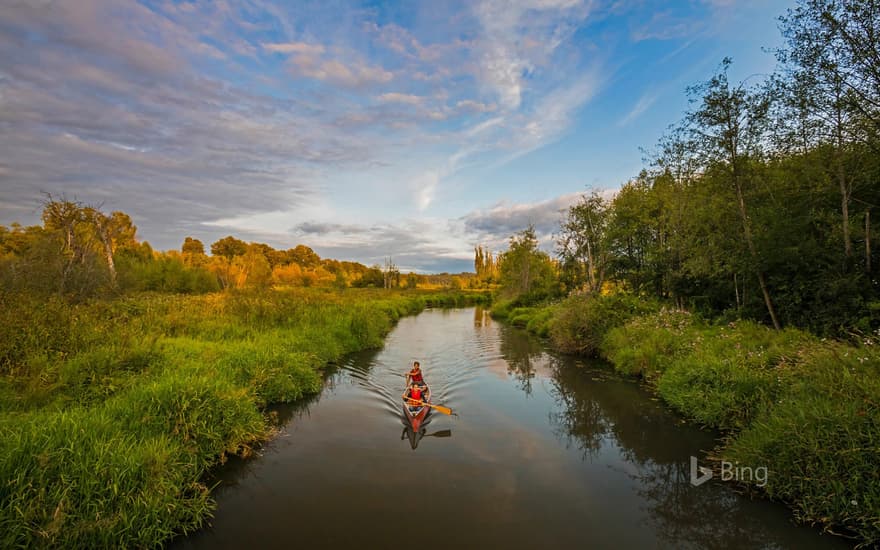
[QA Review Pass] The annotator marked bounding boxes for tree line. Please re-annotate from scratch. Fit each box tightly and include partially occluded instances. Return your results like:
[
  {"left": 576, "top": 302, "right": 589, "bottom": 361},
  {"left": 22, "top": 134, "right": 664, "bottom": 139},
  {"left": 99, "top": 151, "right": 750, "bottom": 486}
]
[
  {"left": 0, "top": 197, "right": 451, "bottom": 297},
  {"left": 496, "top": 0, "right": 879, "bottom": 336}
]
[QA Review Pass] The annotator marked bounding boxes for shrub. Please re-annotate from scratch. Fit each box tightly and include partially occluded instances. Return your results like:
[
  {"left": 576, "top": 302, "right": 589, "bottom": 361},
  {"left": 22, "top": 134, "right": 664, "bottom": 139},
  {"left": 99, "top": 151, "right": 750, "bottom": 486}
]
[{"left": 550, "top": 293, "right": 658, "bottom": 356}]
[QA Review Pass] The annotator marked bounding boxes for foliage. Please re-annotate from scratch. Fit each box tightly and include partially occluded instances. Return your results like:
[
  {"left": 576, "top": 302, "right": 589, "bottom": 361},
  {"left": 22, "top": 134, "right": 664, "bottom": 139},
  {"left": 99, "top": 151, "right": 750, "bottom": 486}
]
[
  {"left": 548, "top": 292, "right": 659, "bottom": 356},
  {"left": 557, "top": 191, "right": 609, "bottom": 294},
  {"left": 0, "top": 288, "right": 485, "bottom": 547},
  {"left": 497, "top": 225, "right": 561, "bottom": 305},
  {"left": 725, "top": 343, "right": 880, "bottom": 544},
  {"left": 531, "top": 0, "right": 880, "bottom": 337},
  {"left": 600, "top": 309, "right": 880, "bottom": 544}
]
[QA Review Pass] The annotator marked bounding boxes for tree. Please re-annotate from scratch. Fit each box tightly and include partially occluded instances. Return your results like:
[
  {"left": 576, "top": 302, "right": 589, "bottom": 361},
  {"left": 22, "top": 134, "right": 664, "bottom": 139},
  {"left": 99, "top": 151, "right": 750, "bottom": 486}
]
[
  {"left": 777, "top": 0, "right": 880, "bottom": 262},
  {"left": 352, "top": 265, "right": 385, "bottom": 287},
  {"left": 181, "top": 237, "right": 207, "bottom": 268},
  {"left": 686, "top": 58, "right": 782, "bottom": 329},
  {"left": 182, "top": 237, "right": 205, "bottom": 256},
  {"left": 237, "top": 244, "right": 272, "bottom": 288},
  {"left": 405, "top": 272, "right": 418, "bottom": 289},
  {"left": 210, "top": 236, "right": 247, "bottom": 260},
  {"left": 498, "top": 225, "right": 558, "bottom": 303},
  {"left": 288, "top": 245, "right": 321, "bottom": 268},
  {"left": 557, "top": 191, "right": 608, "bottom": 294},
  {"left": 383, "top": 256, "right": 400, "bottom": 289},
  {"left": 89, "top": 210, "right": 137, "bottom": 287}
]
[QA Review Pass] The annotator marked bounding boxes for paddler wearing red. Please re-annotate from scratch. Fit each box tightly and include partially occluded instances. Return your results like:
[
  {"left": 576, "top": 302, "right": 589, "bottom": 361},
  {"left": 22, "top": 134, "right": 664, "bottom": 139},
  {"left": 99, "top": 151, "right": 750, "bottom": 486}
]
[
  {"left": 405, "top": 384, "right": 424, "bottom": 407},
  {"left": 405, "top": 361, "right": 425, "bottom": 387}
]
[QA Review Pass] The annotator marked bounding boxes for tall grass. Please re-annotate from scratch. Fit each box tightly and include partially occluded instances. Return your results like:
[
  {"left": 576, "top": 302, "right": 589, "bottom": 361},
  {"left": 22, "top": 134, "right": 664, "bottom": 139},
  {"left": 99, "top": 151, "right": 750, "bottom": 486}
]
[
  {"left": 597, "top": 307, "right": 880, "bottom": 544},
  {"left": 0, "top": 288, "right": 485, "bottom": 547},
  {"left": 497, "top": 294, "right": 880, "bottom": 544}
]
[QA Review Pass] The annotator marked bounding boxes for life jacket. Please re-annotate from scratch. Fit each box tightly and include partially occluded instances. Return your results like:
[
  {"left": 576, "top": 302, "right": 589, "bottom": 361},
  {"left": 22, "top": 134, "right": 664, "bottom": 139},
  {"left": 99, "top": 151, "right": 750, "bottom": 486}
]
[
  {"left": 409, "top": 386, "right": 422, "bottom": 404},
  {"left": 409, "top": 369, "right": 424, "bottom": 383}
]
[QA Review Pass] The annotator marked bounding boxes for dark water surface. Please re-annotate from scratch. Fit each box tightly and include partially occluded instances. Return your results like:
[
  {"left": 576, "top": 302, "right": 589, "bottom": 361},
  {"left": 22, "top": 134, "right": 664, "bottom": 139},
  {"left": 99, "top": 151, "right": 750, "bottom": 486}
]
[{"left": 175, "top": 308, "right": 851, "bottom": 549}]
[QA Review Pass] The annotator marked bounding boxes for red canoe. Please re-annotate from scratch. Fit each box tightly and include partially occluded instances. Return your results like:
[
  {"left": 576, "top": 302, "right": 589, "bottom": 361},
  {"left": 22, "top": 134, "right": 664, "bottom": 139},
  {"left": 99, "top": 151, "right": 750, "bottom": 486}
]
[{"left": 403, "top": 384, "right": 431, "bottom": 431}]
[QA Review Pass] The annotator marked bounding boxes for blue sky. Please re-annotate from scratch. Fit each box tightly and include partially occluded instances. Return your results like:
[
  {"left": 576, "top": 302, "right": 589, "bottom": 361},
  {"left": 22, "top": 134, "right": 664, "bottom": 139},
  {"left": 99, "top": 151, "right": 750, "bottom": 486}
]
[{"left": 0, "top": 0, "right": 793, "bottom": 272}]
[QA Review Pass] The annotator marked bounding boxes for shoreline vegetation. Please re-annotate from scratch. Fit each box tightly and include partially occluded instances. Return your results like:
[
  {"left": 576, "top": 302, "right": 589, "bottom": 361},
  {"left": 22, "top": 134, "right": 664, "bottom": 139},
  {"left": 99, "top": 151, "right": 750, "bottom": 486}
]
[
  {"left": 490, "top": 295, "right": 879, "bottom": 545},
  {"left": 0, "top": 288, "right": 489, "bottom": 547}
]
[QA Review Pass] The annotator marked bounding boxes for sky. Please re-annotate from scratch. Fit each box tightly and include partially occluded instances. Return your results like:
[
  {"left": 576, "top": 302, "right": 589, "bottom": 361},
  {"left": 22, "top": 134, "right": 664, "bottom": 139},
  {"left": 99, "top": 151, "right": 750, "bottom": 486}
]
[{"left": 0, "top": 0, "right": 795, "bottom": 273}]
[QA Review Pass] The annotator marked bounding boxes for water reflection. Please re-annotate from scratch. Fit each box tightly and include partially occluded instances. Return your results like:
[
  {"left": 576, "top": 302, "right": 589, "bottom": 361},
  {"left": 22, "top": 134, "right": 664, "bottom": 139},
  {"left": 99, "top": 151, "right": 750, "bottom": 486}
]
[
  {"left": 400, "top": 424, "right": 452, "bottom": 450},
  {"left": 473, "top": 306, "right": 492, "bottom": 327},
  {"left": 497, "top": 325, "right": 547, "bottom": 396}
]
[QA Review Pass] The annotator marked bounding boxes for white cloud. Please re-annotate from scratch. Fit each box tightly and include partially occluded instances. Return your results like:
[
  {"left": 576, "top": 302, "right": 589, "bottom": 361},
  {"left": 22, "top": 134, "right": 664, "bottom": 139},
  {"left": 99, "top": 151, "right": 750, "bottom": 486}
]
[
  {"left": 378, "top": 92, "right": 423, "bottom": 105},
  {"left": 618, "top": 91, "right": 658, "bottom": 126},
  {"left": 289, "top": 55, "right": 393, "bottom": 87},
  {"left": 262, "top": 41, "right": 325, "bottom": 55},
  {"left": 472, "top": 0, "right": 590, "bottom": 109},
  {"left": 413, "top": 171, "right": 439, "bottom": 211}
]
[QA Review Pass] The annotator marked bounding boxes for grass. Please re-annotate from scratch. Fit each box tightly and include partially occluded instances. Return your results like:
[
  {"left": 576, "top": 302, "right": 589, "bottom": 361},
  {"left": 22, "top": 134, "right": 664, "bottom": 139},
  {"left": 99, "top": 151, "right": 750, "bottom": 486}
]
[
  {"left": 0, "top": 287, "right": 488, "bottom": 548},
  {"left": 581, "top": 302, "right": 879, "bottom": 545},
  {"left": 495, "top": 294, "right": 880, "bottom": 545}
]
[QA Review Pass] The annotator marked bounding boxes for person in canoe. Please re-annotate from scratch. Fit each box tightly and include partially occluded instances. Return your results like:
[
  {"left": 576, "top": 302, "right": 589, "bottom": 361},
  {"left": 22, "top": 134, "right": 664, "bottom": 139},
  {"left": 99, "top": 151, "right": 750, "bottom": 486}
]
[
  {"left": 405, "top": 361, "right": 426, "bottom": 388},
  {"left": 403, "top": 383, "right": 427, "bottom": 409}
]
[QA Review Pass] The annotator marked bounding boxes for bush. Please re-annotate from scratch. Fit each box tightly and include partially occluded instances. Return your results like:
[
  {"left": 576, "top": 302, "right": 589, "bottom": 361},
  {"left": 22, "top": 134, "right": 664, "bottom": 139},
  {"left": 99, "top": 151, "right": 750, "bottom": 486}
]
[{"left": 549, "top": 293, "right": 658, "bottom": 356}]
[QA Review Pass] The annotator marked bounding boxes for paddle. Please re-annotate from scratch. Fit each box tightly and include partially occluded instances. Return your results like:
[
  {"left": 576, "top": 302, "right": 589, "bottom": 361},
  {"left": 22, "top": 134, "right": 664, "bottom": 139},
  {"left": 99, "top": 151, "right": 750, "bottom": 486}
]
[
  {"left": 405, "top": 398, "right": 453, "bottom": 416},
  {"left": 424, "top": 429, "right": 452, "bottom": 437}
]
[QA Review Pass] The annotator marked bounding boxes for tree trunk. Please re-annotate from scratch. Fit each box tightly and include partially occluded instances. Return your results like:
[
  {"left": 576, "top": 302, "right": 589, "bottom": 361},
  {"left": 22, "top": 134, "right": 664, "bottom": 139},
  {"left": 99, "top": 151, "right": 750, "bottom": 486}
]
[
  {"left": 834, "top": 86, "right": 852, "bottom": 260},
  {"left": 734, "top": 180, "right": 781, "bottom": 330},
  {"left": 585, "top": 238, "right": 596, "bottom": 292},
  {"left": 102, "top": 238, "right": 117, "bottom": 286},
  {"left": 867, "top": 210, "right": 872, "bottom": 274},
  {"left": 734, "top": 272, "right": 740, "bottom": 310},
  {"left": 836, "top": 147, "right": 852, "bottom": 258}
]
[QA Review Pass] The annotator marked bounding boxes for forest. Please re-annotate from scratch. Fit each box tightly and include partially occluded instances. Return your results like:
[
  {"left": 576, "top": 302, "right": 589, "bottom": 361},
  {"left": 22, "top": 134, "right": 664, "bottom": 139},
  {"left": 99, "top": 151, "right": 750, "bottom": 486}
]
[{"left": 489, "top": 0, "right": 879, "bottom": 337}]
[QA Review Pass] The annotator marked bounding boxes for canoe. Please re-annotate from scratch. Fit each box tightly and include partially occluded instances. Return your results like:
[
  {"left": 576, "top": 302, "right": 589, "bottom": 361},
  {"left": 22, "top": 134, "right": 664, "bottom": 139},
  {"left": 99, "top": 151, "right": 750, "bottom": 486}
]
[{"left": 403, "top": 384, "right": 431, "bottom": 431}]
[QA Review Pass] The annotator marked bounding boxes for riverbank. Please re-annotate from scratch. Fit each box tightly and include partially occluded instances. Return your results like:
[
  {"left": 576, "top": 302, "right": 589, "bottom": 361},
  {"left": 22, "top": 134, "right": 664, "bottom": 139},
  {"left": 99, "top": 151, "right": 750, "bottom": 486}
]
[
  {"left": 0, "top": 288, "right": 489, "bottom": 548},
  {"left": 492, "top": 294, "right": 880, "bottom": 546}
]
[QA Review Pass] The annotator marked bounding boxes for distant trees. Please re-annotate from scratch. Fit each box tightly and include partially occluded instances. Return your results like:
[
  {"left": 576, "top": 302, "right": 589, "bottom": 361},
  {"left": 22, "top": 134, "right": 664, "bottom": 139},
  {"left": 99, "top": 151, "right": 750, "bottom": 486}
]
[
  {"left": 0, "top": 200, "right": 394, "bottom": 296},
  {"left": 497, "top": 226, "right": 559, "bottom": 304}
]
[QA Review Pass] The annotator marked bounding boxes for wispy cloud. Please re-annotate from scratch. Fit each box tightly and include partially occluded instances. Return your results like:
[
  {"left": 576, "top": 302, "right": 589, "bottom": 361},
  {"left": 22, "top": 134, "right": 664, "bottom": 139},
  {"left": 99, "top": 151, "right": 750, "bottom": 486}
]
[
  {"left": 378, "top": 92, "right": 424, "bottom": 105},
  {"left": 0, "top": 0, "right": 776, "bottom": 272},
  {"left": 262, "top": 41, "right": 325, "bottom": 55},
  {"left": 630, "top": 11, "right": 705, "bottom": 42},
  {"left": 618, "top": 91, "right": 658, "bottom": 126},
  {"left": 288, "top": 54, "right": 394, "bottom": 87}
]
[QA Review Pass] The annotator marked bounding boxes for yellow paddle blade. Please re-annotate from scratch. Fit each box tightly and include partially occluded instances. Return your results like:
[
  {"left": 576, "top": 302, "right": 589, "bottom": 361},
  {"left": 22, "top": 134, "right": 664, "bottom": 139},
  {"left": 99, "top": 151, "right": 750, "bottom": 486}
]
[{"left": 429, "top": 403, "right": 452, "bottom": 415}]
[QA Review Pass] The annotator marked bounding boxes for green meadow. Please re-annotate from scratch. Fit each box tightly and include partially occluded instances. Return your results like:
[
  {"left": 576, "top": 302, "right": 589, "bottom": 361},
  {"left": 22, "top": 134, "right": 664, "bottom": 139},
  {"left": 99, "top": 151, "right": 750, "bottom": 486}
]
[{"left": 0, "top": 288, "right": 488, "bottom": 548}]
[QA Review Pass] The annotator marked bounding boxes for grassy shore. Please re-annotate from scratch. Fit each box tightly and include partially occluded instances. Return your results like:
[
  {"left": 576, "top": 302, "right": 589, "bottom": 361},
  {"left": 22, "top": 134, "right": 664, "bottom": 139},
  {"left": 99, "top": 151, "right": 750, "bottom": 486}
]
[
  {"left": 492, "top": 294, "right": 880, "bottom": 546},
  {"left": 0, "top": 288, "right": 488, "bottom": 548}
]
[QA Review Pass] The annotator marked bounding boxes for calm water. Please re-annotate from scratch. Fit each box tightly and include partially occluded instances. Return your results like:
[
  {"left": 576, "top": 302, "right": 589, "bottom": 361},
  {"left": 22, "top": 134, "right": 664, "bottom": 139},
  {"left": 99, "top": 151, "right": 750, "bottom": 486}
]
[{"left": 175, "top": 308, "right": 851, "bottom": 549}]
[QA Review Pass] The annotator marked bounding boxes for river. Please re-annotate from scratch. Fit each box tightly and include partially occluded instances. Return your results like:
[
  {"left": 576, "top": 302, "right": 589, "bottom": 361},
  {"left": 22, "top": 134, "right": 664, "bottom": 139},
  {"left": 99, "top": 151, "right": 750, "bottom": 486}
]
[{"left": 175, "top": 307, "right": 851, "bottom": 549}]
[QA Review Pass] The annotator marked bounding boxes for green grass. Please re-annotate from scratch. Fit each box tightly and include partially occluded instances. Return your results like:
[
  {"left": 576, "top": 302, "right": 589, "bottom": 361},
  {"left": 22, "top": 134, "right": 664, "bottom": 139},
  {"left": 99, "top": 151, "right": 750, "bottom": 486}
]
[
  {"left": 495, "top": 293, "right": 879, "bottom": 544},
  {"left": 0, "top": 288, "right": 487, "bottom": 548},
  {"left": 595, "top": 305, "right": 880, "bottom": 545}
]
